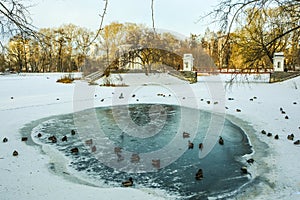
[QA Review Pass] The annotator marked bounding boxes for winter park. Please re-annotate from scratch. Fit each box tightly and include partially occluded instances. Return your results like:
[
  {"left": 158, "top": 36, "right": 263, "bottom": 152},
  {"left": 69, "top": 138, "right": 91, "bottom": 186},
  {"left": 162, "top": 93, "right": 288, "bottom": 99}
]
[{"left": 1, "top": 0, "right": 300, "bottom": 200}]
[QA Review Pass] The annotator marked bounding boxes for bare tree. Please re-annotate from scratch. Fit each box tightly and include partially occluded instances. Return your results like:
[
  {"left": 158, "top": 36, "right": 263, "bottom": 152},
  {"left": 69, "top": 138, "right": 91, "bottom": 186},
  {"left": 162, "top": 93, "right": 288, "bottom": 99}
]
[
  {"left": 202, "top": 0, "right": 300, "bottom": 41},
  {"left": 0, "top": 0, "right": 35, "bottom": 47}
]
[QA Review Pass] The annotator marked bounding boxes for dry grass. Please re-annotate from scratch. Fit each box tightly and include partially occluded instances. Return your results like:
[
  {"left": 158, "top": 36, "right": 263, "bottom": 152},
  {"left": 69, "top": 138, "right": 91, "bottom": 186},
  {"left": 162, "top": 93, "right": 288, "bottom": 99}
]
[{"left": 56, "top": 75, "right": 75, "bottom": 84}]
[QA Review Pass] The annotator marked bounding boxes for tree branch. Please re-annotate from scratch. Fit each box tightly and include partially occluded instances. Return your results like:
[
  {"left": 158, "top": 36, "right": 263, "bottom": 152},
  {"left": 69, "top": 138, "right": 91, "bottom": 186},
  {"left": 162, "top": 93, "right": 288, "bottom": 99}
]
[
  {"left": 151, "top": 0, "right": 156, "bottom": 34},
  {"left": 266, "top": 25, "right": 300, "bottom": 47},
  {"left": 84, "top": 0, "right": 108, "bottom": 48},
  {"left": 0, "top": 1, "right": 35, "bottom": 36}
]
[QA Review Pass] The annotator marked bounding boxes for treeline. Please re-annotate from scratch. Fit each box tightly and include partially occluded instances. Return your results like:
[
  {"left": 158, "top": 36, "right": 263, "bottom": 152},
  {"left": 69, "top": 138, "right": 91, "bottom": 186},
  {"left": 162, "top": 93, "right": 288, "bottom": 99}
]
[
  {"left": 1, "top": 24, "right": 93, "bottom": 73},
  {"left": 0, "top": 22, "right": 212, "bottom": 74},
  {"left": 1, "top": 6, "right": 299, "bottom": 74}
]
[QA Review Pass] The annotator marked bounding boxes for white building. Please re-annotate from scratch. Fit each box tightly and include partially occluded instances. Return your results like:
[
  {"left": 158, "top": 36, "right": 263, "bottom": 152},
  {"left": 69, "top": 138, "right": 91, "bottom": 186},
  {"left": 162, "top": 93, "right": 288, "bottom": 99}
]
[
  {"left": 183, "top": 54, "right": 194, "bottom": 71},
  {"left": 273, "top": 52, "right": 285, "bottom": 72}
]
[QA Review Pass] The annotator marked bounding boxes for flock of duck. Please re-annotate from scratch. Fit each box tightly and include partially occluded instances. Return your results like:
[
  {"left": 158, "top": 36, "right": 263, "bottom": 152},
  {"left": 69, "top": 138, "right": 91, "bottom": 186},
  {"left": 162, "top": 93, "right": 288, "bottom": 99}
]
[
  {"left": 184, "top": 131, "right": 251, "bottom": 182},
  {"left": 1, "top": 128, "right": 136, "bottom": 187},
  {"left": 260, "top": 106, "right": 300, "bottom": 145},
  {"left": 93, "top": 95, "right": 299, "bottom": 187},
  {"left": 2, "top": 129, "right": 86, "bottom": 157},
  {"left": 1, "top": 127, "right": 251, "bottom": 188},
  {"left": 119, "top": 132, "right": 246, "bottom": 187}
]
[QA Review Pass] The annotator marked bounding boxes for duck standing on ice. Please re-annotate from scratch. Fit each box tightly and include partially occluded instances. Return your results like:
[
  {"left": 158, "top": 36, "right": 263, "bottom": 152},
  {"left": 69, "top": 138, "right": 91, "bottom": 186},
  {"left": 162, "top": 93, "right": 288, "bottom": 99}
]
[
  {"left": 122, "top": 177, "right": 133, "bottom": 187},
  {"left": 219, "top": 136, "right": 224, "bottom": 145}
]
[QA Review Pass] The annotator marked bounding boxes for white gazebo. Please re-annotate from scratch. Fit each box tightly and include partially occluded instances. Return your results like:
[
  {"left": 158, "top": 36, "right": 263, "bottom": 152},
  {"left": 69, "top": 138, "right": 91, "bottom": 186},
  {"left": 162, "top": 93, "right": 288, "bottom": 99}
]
[
  {"left": 183, "top": 54, "right": 194, "bottom": 71},
  {"left": 273, "top": 52, "right": 285, "bottom": 72}
]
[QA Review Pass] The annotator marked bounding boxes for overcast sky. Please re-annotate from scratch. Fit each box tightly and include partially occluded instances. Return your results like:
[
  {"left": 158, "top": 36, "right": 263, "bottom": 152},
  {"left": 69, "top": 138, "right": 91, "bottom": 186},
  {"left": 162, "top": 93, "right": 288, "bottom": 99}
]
[{"left": 29, "top": 0, "right": 219, "bottom": 37}]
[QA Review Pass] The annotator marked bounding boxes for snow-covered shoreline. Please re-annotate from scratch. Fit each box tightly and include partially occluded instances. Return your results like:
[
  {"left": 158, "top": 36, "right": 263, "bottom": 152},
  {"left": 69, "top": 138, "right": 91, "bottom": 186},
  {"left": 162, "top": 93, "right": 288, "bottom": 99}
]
[{"left": 0, "top": 72, "right": 300, "bottom": 200}]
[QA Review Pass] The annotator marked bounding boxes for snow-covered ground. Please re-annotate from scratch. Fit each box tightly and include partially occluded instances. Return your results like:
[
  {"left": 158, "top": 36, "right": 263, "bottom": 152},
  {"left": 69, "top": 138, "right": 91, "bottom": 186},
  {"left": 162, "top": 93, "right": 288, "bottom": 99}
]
[{"left": 0, "top": 72, "right": 299, "bottom": 200}]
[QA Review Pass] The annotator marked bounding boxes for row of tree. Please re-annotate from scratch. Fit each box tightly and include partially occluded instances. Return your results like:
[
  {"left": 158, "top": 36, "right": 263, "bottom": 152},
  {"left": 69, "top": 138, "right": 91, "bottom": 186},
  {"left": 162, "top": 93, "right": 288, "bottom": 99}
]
[
  {"left": 2, "top": 24, "right": 95, "bottom": 73},
  {"left": 1, "top": 5, "right": 299, "bottom": 73},
  {"left": 0, "top": 22, "right": 213, "bottom": 74}
]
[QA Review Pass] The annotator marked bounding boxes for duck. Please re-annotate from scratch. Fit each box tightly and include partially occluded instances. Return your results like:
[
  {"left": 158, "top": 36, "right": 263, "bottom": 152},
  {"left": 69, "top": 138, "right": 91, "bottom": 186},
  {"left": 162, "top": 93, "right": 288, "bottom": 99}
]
[
  {"left": 294, "top": 140, "right": 300, "bottom": 145},
  {"left": 71, "top": 129, "right": 76, "bottom": 135},
  {"left": 3, "top": 137, "right": 8, "bottom": 143},
  {"left": 183, "top": 132, "right": 190, "bottom": 138},
  {"left": 71, "top": 147, "right": 79, "bottom": 154},
  {"left": 152, "top": 159, "right": 160, "bottom": 169},
  {"left": 188, "top": 140, "right": 194, "bottom": 149},
  {"left": 13, "top": 150, "right": 18, "bottom": 156},
  {"left": 267, "top": 132, "right": 272, "bottom": 137},
  {"left": 122, "top": 177, "right": 133, "bottom": 187},
  {"left": 195, "top": 169, "right": 203, "bottom": 180},
  {"left": 287, "top": 134, "right": 294, "bottom": 141},
  {"left": 246, "top": 158, "right": 254, "bottom": 164},
  {"left": 119, "top": 93, "right": 124, "bottom": 99},
  {"left": 219, "top": 136, "right": 224, "bottom": 145},
  {"left": 85, "top": 139, "right": 93, "bottom": 145},
  {"left": 241, "top": 166, "right": 248, "bottom": 174},
  {"left": 48, "top": 135, "right": 57, "bottom": 143},
  {"left": 131, "top": 154, "right": 140, "bottom": 163},
  {"left": 61, "top": 135, "right": 68, "bottom": 142},
  {"left": 199, "top": 143, "right": 203, "bottom": 150},
  {"left": 91, "top": 146, "right": 97, "bottom": 153}
]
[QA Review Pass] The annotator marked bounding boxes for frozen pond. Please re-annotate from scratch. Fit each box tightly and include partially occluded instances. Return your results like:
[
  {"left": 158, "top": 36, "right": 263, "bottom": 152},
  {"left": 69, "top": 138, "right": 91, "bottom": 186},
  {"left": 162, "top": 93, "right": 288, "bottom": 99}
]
[{"left": 22, "top": 103, "right": 252, "bottom": 199}]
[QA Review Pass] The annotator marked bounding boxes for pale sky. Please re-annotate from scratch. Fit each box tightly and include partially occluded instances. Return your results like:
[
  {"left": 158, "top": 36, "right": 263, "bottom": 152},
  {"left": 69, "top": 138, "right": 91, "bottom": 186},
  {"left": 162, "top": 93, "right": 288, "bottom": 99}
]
[{"left": 29, "top": 0, "right": 219, "bottom": 37}]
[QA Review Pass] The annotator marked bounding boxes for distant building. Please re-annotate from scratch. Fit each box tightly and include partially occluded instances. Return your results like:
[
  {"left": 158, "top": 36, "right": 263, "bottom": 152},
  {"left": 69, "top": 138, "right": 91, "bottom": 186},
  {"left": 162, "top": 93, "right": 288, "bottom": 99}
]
[
  {"left": 183, "top": 54, "right": 194, "bottom": 71},
  {"left": 273, "top": 52, "right": 285, "bottom": 72}
]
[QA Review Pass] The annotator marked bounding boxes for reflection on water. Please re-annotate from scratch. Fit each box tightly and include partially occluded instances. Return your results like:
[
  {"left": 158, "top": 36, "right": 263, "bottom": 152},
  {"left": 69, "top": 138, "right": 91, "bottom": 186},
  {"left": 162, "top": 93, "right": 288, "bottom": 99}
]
[{"left": 23, "top": 104, "right": 252, "bottom": 199}]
